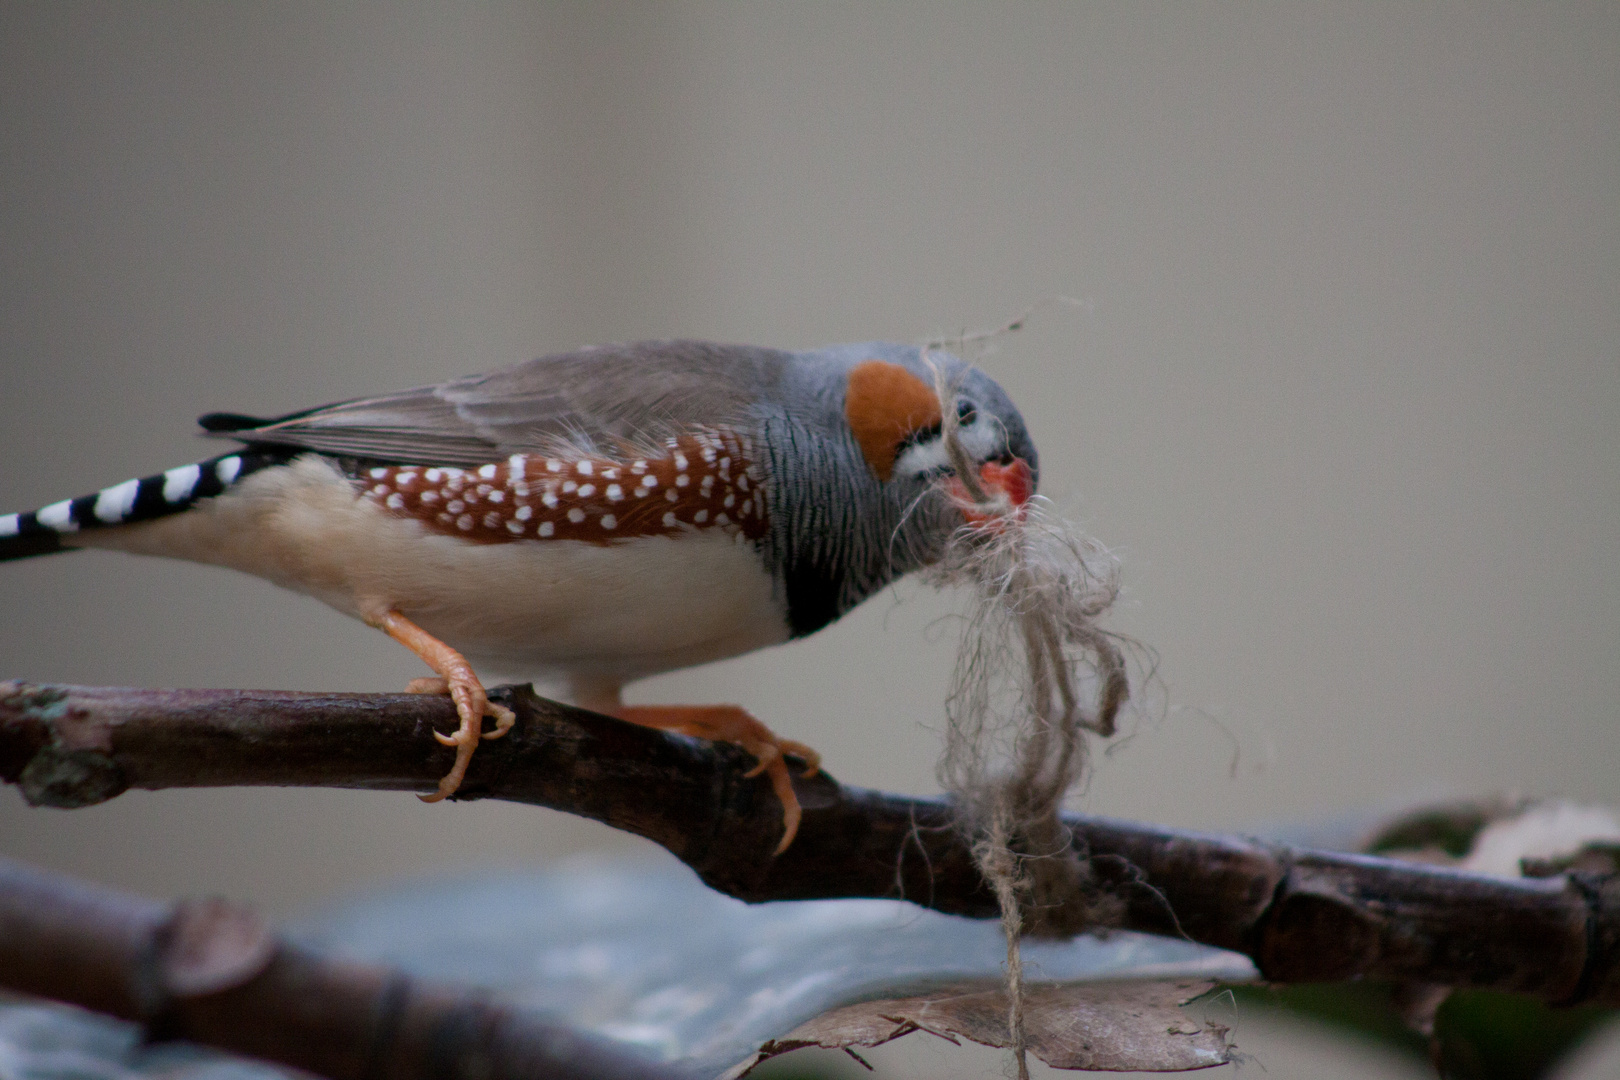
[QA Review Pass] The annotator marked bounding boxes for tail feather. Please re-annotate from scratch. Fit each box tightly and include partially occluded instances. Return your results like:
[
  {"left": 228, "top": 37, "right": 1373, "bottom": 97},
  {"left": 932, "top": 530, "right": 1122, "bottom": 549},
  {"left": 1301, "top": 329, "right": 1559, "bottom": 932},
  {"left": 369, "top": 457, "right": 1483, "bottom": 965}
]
[{"left": 0, "top": 449, "right": 292, "bottom": 562}]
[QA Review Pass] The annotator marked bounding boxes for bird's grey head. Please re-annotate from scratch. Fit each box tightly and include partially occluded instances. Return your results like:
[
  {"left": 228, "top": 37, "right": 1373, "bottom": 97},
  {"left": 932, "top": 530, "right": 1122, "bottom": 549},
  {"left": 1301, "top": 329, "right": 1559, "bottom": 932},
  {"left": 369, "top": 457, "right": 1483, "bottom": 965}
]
[
  {"left": 802, "top": 341, "right": 1038, "bottom": 491},
  {"left": 768, "top": 342, "right": 1040, "bottom": 637}
]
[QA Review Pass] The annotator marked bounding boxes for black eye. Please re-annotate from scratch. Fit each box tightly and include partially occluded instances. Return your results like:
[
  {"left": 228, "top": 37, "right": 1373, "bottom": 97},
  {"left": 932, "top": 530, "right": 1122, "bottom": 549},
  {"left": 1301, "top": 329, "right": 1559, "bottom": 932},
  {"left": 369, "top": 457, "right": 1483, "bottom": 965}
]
[{"left": 956, "top": 399, "right": 977, "bottom": 424}]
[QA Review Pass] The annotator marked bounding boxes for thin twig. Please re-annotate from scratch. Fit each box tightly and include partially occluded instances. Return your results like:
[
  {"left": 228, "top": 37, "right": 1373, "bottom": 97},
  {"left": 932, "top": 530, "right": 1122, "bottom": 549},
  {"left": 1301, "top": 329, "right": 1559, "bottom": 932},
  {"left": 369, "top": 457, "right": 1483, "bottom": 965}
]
[{"left": 2, "top": 680, "right": 1616, "bottom": 1006}]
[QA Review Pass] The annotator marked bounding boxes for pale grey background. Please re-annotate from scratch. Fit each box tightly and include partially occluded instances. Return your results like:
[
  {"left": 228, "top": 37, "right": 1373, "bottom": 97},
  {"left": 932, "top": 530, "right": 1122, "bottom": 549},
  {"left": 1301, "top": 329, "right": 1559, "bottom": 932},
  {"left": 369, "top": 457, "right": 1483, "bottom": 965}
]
[{"left": 1, "top": 4, "right": 1615, "bottom": 1077}]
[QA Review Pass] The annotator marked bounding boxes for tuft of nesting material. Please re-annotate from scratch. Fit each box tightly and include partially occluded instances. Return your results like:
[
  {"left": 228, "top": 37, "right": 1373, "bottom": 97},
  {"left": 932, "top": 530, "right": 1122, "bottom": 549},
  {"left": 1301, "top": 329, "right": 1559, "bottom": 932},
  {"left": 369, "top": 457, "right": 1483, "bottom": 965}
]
[{"left": 922, "top": 347, "right": 1129, "bottom": 1079}]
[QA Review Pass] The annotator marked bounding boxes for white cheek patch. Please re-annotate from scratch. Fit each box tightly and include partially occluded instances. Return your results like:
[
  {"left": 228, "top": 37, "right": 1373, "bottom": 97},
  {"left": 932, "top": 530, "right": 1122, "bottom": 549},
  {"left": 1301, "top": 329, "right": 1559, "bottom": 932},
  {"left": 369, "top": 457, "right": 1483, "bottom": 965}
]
[
  {"left": 893, "top": 438, "right": 951, "bottom": 480},
  {"left": 893, "top": 420, "right": 1003, "bottom": 481}
]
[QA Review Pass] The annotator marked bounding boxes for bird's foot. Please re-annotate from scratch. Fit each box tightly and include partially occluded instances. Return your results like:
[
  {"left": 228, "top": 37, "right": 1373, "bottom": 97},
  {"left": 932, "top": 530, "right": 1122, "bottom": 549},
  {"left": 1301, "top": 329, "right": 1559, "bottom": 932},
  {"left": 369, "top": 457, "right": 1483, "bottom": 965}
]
[
  {"left": 615, "top": 704, "right": 819, "bottom": 855},
  {"left": 417, "top": 667, "right": 516, "bottom": 802},
  {"left": 365, "top": 607, "right": 515, "bottom": 802}
]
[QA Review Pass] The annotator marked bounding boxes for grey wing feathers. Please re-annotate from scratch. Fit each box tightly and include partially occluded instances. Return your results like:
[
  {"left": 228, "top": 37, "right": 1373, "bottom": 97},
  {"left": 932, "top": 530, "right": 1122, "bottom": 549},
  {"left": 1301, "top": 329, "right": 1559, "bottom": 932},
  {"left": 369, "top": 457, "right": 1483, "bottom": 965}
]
[{"left": 202, "top": 341, "right": 789, "bottom": 466}]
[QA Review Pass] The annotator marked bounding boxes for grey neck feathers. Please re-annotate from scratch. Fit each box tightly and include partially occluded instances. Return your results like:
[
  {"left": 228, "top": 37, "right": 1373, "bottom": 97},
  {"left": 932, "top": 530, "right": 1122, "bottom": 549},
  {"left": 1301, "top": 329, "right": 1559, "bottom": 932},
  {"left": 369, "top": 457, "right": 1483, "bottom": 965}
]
[{"left": 759, "top": 415, "right": 947, "bottom": 638}]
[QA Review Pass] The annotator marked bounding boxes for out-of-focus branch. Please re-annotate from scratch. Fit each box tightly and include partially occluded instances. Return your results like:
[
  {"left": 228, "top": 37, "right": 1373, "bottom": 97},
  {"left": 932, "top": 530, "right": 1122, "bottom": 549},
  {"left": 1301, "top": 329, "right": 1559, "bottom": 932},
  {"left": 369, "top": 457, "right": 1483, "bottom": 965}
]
[
  {"left": 3, "top": 680, "right": 1616, "bottom": 1008},
  {"left": 0, "top": 855, "right": 688, "bottom": 1080}
]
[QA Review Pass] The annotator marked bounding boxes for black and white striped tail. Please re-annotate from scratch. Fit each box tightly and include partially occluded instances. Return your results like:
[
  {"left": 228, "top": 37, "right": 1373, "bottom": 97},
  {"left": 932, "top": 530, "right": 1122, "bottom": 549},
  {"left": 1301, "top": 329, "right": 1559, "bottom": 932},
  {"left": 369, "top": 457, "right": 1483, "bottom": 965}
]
[{"left": 0, "top": 450, "right": 291, "bottom": 561}]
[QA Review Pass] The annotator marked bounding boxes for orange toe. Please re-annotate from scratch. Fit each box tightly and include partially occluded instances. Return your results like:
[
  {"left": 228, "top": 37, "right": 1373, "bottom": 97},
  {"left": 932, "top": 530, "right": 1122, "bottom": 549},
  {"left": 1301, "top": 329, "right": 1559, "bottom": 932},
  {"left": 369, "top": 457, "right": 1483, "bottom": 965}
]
[{"left": 615, "top": 704, "right": 816, "bottom": 853}]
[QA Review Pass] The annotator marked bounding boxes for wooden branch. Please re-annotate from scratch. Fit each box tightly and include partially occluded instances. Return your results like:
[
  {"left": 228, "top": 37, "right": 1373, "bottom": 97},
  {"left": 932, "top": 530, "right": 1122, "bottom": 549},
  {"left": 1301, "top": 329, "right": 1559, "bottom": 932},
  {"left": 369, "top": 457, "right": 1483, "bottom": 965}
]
[
  {"left": 0, "top": 854, "right": 689, "bottom": 1080},
  {"left": 3, "top": 680, "right": 1615, "bottom": 1009}
]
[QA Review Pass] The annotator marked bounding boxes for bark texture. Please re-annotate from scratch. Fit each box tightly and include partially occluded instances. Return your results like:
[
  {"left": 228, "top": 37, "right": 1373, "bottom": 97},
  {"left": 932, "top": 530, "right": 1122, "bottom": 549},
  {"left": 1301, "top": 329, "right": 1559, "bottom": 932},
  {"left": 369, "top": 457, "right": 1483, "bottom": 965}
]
[{"left": 2, "top": 680, "right": 1614, "bottom": 1006}]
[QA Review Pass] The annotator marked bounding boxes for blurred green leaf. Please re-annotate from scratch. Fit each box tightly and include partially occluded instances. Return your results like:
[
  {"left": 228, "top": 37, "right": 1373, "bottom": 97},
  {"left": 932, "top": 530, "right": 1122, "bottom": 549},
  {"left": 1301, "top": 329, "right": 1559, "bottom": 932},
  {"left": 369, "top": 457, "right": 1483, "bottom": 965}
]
[
  {"left": 1432, "top": 990, "right": 1615, "bottom": 1080},
  {"left": 1227, "top": 983, "right": 1617, "bottom": 1079},
  {"left": 1225, "top": 983, "right": 1427, "bottom": 1060}
]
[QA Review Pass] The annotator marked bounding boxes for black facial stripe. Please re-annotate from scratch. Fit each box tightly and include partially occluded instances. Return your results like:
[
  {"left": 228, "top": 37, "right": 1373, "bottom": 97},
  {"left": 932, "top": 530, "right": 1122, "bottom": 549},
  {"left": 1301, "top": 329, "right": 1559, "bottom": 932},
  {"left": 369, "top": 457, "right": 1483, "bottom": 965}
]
[{"left": 893, "top": 420, "right": 943, "bottom": 459}]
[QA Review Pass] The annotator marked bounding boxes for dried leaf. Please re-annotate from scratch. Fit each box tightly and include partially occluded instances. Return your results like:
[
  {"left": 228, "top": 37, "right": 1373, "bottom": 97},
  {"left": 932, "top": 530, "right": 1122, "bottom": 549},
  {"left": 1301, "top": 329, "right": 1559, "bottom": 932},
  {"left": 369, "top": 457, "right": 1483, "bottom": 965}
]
[{"left": 722, "top": 978, "right": 1231, "bottom": 1077}]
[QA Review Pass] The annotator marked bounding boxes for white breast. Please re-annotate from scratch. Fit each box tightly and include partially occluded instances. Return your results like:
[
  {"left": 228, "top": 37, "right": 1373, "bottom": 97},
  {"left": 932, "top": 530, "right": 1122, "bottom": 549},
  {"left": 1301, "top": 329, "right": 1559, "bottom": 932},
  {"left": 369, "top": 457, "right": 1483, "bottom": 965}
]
[{"left": 76, "top": 456, "right": 790, "bottom": 684}]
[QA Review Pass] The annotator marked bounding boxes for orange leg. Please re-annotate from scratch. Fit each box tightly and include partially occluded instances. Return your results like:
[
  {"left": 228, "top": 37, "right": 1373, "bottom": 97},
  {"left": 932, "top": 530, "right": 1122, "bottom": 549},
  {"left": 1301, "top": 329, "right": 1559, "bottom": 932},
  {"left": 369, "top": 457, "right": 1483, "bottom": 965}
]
[
  {"left": 615, "top": 705, "right": 820, "bottom": 854},
  {"left": 363, "top": 608, "right": 516, "bottom": 802}
]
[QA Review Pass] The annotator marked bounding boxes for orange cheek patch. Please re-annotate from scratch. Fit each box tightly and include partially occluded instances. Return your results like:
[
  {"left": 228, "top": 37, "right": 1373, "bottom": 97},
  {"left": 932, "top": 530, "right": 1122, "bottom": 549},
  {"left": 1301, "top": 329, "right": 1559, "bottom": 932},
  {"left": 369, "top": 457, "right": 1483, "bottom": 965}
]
[{"left": 844, "top": 360, "right": 943, "bottom": 481}]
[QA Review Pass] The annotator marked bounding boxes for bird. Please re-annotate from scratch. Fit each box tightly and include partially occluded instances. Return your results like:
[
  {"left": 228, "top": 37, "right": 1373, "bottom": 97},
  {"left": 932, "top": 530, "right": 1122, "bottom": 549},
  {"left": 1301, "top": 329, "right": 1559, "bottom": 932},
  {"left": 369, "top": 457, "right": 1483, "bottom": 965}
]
[{"left": 0, "top": 340, "right": 1038, "bottom": 851}]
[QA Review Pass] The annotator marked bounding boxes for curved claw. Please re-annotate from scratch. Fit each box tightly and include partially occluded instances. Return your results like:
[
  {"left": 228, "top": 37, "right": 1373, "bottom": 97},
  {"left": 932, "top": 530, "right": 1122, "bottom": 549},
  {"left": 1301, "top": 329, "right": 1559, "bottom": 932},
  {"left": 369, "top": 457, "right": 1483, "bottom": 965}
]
[
  {"left": 766, "top": 757, "right": 802, "bottom": 854},
  {"left": 779, "top": 739, "right": 822, "bottom": 777},
  {"left": 614, "top": 703, "right": 819, "bottom": 856},
  {"left": 741, "top": 741, "right": 782, "bottom": 779},
  {"left": 482, "top": 702, "right": 517, "bottom": 740}
]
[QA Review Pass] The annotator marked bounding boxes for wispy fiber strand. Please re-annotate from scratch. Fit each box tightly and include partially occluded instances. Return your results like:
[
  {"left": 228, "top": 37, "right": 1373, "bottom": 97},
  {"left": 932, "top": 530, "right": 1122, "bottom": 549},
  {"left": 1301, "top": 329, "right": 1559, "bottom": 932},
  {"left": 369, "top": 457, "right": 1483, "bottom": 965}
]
[{"left": 923, "top": 350, "right": 1128, "bottom": 1079}]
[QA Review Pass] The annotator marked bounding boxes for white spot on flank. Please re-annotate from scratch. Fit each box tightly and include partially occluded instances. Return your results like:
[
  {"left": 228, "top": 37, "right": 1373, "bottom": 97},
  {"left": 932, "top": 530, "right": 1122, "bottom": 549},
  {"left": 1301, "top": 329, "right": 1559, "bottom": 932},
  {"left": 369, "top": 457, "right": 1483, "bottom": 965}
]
[
  {"left": 665, "top": 489, "right": 679, "bottom": 502},
  {"left": 577, "top": 484, "right": 596, "bottom": 498},
  {"left": 600, "top": 514, "right": 617, "bottom": 529},
  {"left": 675, "top": 474, "right": 689, "bottom": 488},
  {"left": 693, "top": 510, "right": 709, "bottom": 524},
  {"left": 438, "top": 512, "right": 453, "bottom": 524},
  {"left": 542, "top": 491, "right": 559, "bottom": 509},
  {"left": 723, "top": 493, "right": 735, "bottom": 508},
  {"left": 738, "top": 475, "right": 750, "bottom": 491},
  {"left": 602, "top": 468, "right": 618, "bottom": 480},
  {"left": 506, "top": 520, "right": 525, "bottom": 534},
  {"left": 515, "top": 505, "right": 532, "bottom": 521},
  {"left": 562, "top": 480, "right": 578, "bottom": 494},
  {"left": 512, "top": 482, "right": 530, "bottom": 497},
  {"left": 508, "top": 455, "right": 526, "bottom": 473},
  {"left": 631, "top": 461, "right": 647, "bottom": 474},
  {"left": 457, "top": 514, "right": 474, "bottom": 531},
  {"left": 715, "top": 513, "right": 729, "bottom": 526},
  {"left": 576, "top": 460, "right": 593, "bottom": 476},
  {"left": 605, "top": 484, "right": 623, "bottom": 501},
  {"left": 639, "top": 474, "right": 658, "bottom": 488},
  {"left": 567, "top": 507, "right": 585, "bottom": 523},
  {"left": 487, "top": 490, "right": 505, "bottom": 503},
  {"left": 386, "top": 493, "right": 405, "bottom": 510},
  {"left": 37, "top": 500, "right": 77, "bottom": 532},
  {"left": 483, "top": 512, "right": 502, "bottom": 528},
  {"left": 425, "top": 469, "right": 443, "bottom": 482},
  {"left": 663, "top": 511, "right": 677, "bottom": 527},
  {"left": 420, "top": 491, "right": 439, "bottom": 504},
  {"left": 673, "top": 453, "right": 689, "bottom": 470},
  {"left": 447, "top": 500, "right": 465, "bottom": 514},
  {"left": 701, "top": 446, "right": 717, "bottom": 463},
  {"left": 546, "top": 459, "right": 562, "bottom": 473},
  {"left": 162, "top": 464, "right": 201, "bottom": 503},
  {"left": 370, "top": 467, "right": 389, "bottom": 479},
  {"left": 94, "top": 478, "right": 140, "bottom": 523},
  {"left": 700, "top": 475, "right": 714, "bottom": 492},
  {"left": 479, "top": 464, "right": 498, "bottom": 480},
  {"left": 539, "top": 521, "right": 555, "bottom": 537},
  {"left": 370, "top": 485, "right": 388, "bottom": 496},
  {"left": 476, "top": 484, "right": 493, "bottom": 496},
  {"left": 216, "top": 457, "right": 242, "bottom": 485},
  {"left": 396, "top": 472, "right": 417, "bottom": 488}
]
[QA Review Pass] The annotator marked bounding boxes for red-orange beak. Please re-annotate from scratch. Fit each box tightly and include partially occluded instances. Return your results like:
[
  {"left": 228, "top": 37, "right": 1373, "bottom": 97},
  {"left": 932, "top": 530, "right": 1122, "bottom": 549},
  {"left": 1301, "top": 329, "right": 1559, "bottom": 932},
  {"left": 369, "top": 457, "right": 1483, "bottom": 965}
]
[{"left": 946, "top": 457, "right": 1034, "bottom": 528}]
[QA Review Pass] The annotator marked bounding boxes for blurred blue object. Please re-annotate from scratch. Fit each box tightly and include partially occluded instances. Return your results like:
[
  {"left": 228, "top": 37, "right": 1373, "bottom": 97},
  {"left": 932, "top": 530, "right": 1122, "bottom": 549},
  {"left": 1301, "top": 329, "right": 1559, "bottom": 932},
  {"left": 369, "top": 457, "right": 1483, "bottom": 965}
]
[{"left": 1, "top": 855, "right": 1254, "bottom": 1079}]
